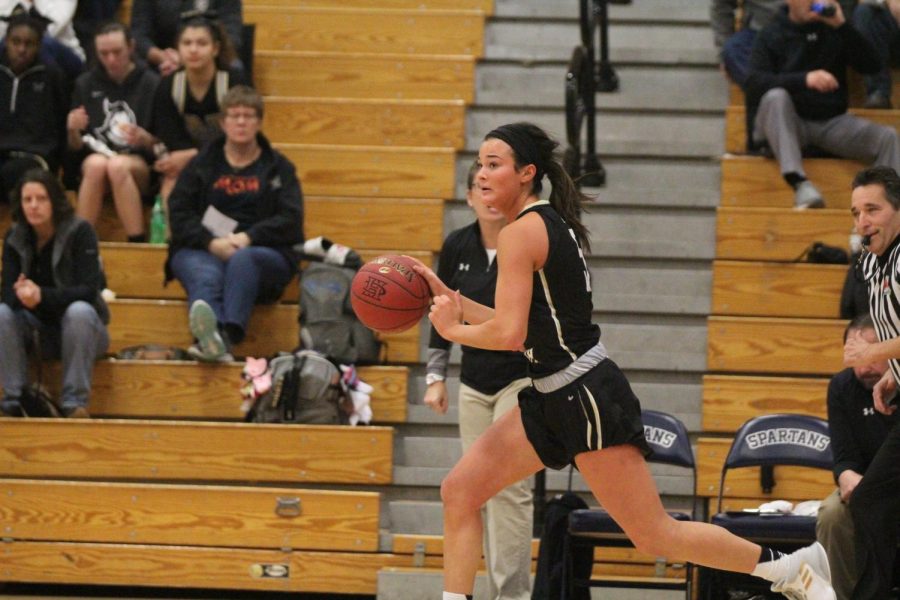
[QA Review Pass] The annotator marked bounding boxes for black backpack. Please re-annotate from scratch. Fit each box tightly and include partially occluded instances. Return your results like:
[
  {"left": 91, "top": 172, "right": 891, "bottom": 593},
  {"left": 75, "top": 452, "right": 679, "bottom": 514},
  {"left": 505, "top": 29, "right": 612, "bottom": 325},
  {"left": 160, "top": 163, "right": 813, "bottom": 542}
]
[
  {"left": 298, "top": 261, "right": 381, "bottom": 365},
  {"left": 532, "top": 491, "right": 592, "bottom": 600}
]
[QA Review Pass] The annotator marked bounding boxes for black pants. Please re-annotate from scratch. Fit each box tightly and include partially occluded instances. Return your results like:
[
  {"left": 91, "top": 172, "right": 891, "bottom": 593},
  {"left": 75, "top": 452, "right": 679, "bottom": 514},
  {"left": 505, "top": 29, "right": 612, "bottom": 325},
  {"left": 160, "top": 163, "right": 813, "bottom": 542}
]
[{"left": 849, "top": 419, "right": 900, "bottom": 599}]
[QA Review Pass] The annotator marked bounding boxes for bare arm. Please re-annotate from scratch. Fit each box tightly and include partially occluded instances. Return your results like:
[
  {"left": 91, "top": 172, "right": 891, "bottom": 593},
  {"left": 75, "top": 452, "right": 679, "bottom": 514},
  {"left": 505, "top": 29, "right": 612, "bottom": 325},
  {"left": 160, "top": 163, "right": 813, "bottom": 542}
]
[{"left": 429, "top": 213, "right": 546, "bottom": 351}]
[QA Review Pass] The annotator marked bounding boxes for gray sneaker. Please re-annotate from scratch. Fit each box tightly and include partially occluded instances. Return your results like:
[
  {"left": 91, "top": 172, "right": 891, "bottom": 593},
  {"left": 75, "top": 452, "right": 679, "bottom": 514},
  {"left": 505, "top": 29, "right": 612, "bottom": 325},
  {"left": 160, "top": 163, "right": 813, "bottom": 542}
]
[
  {"left": 188, "top": 300, "right": 227, "bottom": 362},
  {"left": 771, "top": 542, "right": 835, "bottom": 600},
  {"left": 794, "top": 181, "right": 825, "bottom": 210}
]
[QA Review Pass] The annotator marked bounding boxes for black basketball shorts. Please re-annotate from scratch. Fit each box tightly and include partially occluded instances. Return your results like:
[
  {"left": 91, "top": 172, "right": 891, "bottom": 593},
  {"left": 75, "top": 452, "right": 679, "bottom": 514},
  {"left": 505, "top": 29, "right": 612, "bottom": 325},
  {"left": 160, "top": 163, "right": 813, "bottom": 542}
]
[{"left": 518, "top": 358, "right": 650, "bottom": 470}]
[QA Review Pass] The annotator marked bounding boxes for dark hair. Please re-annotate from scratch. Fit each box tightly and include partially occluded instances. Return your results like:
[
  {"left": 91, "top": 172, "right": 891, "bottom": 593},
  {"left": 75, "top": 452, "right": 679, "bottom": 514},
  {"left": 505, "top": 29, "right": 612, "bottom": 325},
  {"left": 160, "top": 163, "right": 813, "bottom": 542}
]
[
  {"left": 177, "top": 16, "right": 235, "bottom": 70},
  {"left": 94, "top": 20, "right": 133, "bottom": 44},
  {"left": 10, "top": 169, "right": 74, "bottom": 227},
  {"left": 221, "top": 85, "right": 264, "bottom": 119},
  {"left": 852, "top": 166, "right": 900, "bottom": 210},
  {"left": 2, "top": 4, "right": 52, "bottom": 38},
  {"left": 844, "top": 313, "right": 875, "bottom": 343},
  {"left": 484, "top": 122, "right": 591, "bottom": 251}
]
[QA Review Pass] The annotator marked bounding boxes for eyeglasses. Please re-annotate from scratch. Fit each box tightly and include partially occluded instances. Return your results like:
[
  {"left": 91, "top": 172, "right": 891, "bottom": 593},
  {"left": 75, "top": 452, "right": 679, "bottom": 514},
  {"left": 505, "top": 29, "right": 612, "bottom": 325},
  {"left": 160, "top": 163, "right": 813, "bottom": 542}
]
[{"left": 224, "top": 111, "right": 259, "bottom": 122}]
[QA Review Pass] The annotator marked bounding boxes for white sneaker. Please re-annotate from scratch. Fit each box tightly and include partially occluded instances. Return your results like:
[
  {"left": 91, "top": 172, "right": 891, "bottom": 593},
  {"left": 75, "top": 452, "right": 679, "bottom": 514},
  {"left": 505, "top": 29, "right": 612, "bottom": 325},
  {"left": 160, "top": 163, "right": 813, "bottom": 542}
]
[
  {"left": 771, "top": 542, "right": 835, "bottom": 600},
  {"left": 188, "top": 300, "right": 228, "bottom": 362}
]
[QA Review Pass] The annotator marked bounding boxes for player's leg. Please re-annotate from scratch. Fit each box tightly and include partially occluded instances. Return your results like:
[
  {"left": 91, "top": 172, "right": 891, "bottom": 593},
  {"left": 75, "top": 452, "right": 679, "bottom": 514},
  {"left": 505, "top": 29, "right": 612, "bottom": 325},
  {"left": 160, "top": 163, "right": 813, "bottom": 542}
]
[{"left": 441, "top": 405, "right": 543, "bottom": 597}]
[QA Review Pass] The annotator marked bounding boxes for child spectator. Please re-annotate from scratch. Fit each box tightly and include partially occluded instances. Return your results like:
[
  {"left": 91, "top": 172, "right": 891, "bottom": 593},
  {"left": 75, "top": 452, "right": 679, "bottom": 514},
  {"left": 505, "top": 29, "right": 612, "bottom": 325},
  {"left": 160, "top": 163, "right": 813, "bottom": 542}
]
[
  {"left": 130, "top": 0, "right": 242, "bottom": 77},
  {"left": 0, "top": 169, "right": 109, "bottom": 418},
  {"left": 0, "top": 3, "right": 66, "bottom": 202},
  {"left": 164, "top": 86, "right": 303, "bottom": 362},
  {"left": 67, "top": 21, "right": 160, "bottom": 242}
]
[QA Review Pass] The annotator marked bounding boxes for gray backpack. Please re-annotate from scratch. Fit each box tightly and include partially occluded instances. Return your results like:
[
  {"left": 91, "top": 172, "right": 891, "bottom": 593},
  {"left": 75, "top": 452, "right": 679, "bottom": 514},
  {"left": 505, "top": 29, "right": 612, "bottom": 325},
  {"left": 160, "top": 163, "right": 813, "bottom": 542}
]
[
  {"left": 248, "top": 350, "right": 348, "bottom": 424},
  {"left": 299, "top": 262, "right": 381, "bottom": 365}
]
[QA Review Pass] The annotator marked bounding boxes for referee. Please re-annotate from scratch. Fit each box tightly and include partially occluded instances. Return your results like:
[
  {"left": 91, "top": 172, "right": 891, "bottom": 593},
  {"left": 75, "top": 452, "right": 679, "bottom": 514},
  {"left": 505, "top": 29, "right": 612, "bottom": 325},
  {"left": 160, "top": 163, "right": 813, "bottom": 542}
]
[{"left": 842, "top": 165, "right": 900, "bottom": 600}]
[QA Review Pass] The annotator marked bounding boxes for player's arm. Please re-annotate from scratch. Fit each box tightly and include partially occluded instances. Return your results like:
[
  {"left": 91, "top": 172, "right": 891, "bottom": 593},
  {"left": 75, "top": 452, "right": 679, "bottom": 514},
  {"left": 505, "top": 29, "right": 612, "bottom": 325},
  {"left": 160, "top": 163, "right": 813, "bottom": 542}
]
[
  {"left": 429, "top": 214, "right": 544, "bottom": 351},
  {"left": 845, "top": 330, "right": 900, "bottom": 366}
]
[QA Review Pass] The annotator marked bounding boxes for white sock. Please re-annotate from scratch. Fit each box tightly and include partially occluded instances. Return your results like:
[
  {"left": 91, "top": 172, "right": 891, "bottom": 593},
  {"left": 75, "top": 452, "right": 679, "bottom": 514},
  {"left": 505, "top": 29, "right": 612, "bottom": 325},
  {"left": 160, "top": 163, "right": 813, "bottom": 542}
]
[
  {"left": 442, "top": 593, "right": 469, "bottom": 600},
  {"left": 751, "top": 547, "right": 791, "bottom": 582}
]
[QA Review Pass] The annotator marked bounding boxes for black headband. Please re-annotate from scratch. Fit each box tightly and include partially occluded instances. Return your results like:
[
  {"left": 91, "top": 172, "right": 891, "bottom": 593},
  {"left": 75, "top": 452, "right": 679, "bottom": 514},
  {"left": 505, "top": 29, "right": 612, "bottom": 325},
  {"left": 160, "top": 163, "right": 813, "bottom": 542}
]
[{"left": 485, "top": 125, "right": 544, "bottom": 183}]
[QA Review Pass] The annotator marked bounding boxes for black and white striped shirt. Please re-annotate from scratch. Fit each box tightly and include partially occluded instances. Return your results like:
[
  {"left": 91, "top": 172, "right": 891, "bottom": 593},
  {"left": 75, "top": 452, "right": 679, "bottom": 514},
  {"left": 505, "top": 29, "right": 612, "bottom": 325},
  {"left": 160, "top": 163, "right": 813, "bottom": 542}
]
[{"left": 860, "top": 237, "right": 900, "bottom": 384}]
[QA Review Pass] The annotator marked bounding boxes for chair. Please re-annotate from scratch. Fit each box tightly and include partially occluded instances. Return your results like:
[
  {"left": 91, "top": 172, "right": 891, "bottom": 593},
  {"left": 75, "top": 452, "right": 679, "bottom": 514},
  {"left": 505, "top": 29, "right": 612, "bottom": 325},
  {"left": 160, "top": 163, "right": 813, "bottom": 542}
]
[
  {"left": 703, "top": 413, "right": 833, "bottom": 598},
  {"left": 562, "top": 409, "right": 697, "bottom": 599}
]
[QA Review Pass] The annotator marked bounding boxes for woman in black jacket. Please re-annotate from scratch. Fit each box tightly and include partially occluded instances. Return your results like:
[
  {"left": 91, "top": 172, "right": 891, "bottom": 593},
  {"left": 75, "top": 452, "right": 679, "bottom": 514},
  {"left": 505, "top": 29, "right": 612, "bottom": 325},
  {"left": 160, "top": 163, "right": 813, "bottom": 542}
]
[
  {"left": 165, "top": 85, "right": 303, "bottom": 362},
  {"left": 0, "top": 169, "right": 109, "bottom": 418}
]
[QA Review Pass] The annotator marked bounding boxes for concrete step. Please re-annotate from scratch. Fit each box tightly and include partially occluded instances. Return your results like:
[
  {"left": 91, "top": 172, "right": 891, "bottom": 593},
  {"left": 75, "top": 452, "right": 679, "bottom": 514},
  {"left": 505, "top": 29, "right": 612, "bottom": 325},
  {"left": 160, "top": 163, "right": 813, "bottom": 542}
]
[
  {"left": 466, "top": 108, "right": 724, "bottom": 158},
  {"left": 590, "top": 258, "right": 711, "bottom": 316},
  {"left": 477, "top": 63, "right": 727, "bottom": 111},
  {"left": 485, "top": 20, "right": 717, "bottom": 64},
  {"left": 452, "top": 157, "right": 722, "bottom": 208},
  {"left": 395, "top": 436, "right": 462, "bottom": 468},
  {"left": 494, "top": 0, "right": 709, "bottom": 24}
]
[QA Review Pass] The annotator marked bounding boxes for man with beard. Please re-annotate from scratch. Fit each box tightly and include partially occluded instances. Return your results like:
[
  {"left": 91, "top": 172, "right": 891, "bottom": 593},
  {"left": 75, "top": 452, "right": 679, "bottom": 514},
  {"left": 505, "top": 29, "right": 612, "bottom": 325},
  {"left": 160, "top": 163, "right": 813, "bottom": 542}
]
[{"left": 818, "top": 314, "right": 899, "bottom": 599}]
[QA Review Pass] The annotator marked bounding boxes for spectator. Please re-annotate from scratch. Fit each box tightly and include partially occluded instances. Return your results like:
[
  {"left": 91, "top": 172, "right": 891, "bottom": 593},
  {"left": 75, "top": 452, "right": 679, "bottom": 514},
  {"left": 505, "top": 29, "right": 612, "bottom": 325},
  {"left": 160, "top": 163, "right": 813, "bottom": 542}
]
[
  {"left": 424, "top": 162, "right": 532, "bottom": 600},
  {"left": 0, "top": 0, "right": 85, "bottom": 80},
  {"left": 146, "top": 14, "right": 247, "bottom": 200},
  {"left": 711, "top": 0, "right": 781, "bottom": 87},
  {"left": 746, "top": 0, "right": 900, "bottom": 209},
  {"left": 72, "top": 0, "right": 121, "bottom": 64},
  {"left": 67, "top": 20, "right": 160, "bottom": 243},
  {"left": 843, "top": 165, "right": 900, "bottom": 599},
  {"left": 0, "top": 169, "right": 109, "bottom": 418},
  {"left": 164, "top": 86, "right": 303, "bottom": 362},
  {"left": 817, "top": 314, "right": 898, "bottom": 600},
  {"left": 0, "top": 3, "right": 66, "bottom": 202},
  {"left": 130, "top": 0, "right": 241, "bottom": 77},
  {"left": 852, "top": 0, "right": 900, "bottom": 108}
]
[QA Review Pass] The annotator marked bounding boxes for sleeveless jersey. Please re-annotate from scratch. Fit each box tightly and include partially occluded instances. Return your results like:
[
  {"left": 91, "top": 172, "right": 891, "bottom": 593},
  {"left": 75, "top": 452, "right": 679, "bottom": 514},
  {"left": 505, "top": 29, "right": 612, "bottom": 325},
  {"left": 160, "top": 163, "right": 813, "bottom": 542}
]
[
  {"left": 517, "top": 201, "right": 600, "bottom": 377},
  {"left": 860, "top": 236, "right": 900, "bottom": 386}
]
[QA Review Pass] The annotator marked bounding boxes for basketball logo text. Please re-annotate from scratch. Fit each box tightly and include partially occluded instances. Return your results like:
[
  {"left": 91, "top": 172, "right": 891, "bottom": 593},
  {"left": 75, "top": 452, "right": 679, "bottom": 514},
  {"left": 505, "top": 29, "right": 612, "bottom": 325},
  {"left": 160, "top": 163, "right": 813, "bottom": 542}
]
[
  {"left": 374, "top": 256, "right": 415, "bottom": 282},
  {"left": 361, "top": 277, "right": 388, "bottom": 301}
]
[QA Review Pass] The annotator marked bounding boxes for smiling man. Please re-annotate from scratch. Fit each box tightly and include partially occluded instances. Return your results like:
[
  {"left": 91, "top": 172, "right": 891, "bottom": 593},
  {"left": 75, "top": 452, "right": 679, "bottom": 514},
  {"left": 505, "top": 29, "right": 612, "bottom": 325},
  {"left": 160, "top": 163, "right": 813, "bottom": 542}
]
[{"left": 842, "top": 165, "right": 900, "bottom": 599}]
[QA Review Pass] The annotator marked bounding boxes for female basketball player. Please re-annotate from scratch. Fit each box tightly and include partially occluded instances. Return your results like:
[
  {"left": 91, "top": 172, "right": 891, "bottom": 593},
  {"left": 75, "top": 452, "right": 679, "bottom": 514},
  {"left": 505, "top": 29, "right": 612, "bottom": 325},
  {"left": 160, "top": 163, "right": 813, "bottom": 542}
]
[{"left": 412, "top": 122, "right": 836, "bottom": 600}]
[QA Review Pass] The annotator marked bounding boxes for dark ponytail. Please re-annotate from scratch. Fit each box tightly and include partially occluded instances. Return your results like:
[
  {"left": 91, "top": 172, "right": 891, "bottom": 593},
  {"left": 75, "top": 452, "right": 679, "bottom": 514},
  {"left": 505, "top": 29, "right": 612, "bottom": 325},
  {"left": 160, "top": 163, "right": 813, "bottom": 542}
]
[{"left": 485, "top": 122, "right": 592, "bottom": 251}]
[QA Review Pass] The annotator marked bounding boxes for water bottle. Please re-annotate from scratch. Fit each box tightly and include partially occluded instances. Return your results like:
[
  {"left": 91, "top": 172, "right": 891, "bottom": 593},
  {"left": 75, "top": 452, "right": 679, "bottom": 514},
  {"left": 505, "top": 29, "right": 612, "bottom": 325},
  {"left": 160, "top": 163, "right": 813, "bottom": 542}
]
[
  {"left": 150, "top": 194, "right": 167, "bottom": 244},
  {"left": 811, "top": 2, "right": 836, "bottom": 17}
]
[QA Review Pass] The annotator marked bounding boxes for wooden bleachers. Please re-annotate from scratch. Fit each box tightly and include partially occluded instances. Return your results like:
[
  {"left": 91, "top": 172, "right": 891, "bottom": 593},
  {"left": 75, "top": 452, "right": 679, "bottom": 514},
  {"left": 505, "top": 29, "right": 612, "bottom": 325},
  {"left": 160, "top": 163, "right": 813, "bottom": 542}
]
[
  {"left": 247, "top": 6, "right": 484, "bottom": 56},
  {"left": 262, "top": 97, "right": 466, "bottom": 148},
  {"left": 716, "top": 206, "right": 852, "bottom": 261},
  {"left": 720, "top": 155, "right": 862, "bottom": 209},
  {"left": 246, "top": 0, "right": 494, "bottom": 12},
  {"left": 702, "top": 374, "right": 828, "bottom": 432},
  {"left": 255, "top": 51, "right": 476, "bottom": 101},
  {"left": 711, "top": 260, "right": 846, "bottom": 318}
]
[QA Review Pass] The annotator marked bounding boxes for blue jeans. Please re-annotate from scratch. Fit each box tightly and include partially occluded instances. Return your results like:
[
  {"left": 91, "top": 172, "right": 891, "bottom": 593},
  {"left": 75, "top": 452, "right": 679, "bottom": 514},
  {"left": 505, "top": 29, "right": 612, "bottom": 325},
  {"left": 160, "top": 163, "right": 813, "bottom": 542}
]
[
  {"left": 0, "top": 301, "right": 109, "bottom": 413},
  {"left": 853, "top": 2, "right": 900, "bottom": 98},
  {"left": 722, "top": 28, "right": 757, "bottom": 88},
  {"left": 169, "top": 246, "right": 294, "bottom": 343}
]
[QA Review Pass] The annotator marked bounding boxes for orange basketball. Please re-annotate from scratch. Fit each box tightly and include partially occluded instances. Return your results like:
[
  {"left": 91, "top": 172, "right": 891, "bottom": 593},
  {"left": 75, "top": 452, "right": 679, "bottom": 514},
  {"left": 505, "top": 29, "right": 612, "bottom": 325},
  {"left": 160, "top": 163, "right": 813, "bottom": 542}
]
[{"left": 350, "top": 255, "right": 431, "bottom": 333}]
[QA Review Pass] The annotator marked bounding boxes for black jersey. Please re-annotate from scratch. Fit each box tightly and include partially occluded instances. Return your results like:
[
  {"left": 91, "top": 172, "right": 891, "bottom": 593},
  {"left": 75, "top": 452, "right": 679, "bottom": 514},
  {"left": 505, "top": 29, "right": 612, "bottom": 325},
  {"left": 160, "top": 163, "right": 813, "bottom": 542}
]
[
  {"left": 518, "top": 201, "right": 600, "bottom": 377},
  {"left": 860, "top": 236, "right": 900, "bottom": 385}
]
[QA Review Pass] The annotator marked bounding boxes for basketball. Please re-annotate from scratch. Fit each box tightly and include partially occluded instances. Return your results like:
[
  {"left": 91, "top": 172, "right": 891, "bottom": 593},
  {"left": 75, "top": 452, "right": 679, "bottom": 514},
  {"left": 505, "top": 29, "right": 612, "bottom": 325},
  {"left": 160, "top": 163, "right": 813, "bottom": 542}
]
[{"left": 350, "top": 255, "right": 432, "bottom": 333}]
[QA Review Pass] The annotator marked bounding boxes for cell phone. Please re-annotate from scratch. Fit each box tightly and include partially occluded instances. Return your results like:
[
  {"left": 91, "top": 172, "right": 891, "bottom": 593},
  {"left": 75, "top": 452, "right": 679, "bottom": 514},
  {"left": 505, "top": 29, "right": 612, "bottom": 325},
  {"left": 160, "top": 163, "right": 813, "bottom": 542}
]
[{"left": 811, "top": 2, "right": 836, "bottom": 17}]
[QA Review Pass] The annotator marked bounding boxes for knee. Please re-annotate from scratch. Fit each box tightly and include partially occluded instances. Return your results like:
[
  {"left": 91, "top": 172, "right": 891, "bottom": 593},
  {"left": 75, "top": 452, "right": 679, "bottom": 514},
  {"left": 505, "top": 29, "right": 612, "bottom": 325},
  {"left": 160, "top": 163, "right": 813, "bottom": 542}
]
[
  {"left": 82, "top": 154, "right": 109, "bottom": 178},
  {"left": 106, "top": 156, "right": 134, "bottom": 183},
  {"left": 61, "top": 301, "right": 98, "bottom": 328},
  {"left": 440, "top": 470, "right": 482, "bottom": 515},
  {"left": 760, "top": 87, "right": 791, "bottom": 109}
]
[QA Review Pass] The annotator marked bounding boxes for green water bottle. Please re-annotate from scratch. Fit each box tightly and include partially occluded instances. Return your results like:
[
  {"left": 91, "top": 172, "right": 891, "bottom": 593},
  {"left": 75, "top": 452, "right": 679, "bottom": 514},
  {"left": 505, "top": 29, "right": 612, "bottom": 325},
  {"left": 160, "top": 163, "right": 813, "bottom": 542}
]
[{"left": 149, "top": 194, "right": 167, "bottom": 244}]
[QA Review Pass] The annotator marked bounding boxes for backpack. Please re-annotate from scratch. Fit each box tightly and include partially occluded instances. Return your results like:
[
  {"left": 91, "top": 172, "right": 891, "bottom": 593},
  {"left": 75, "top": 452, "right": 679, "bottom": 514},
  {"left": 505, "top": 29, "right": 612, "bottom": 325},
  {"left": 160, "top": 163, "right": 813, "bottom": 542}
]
[
  {"left": 246, "top": 350, "right": 349, "bottom": 425},
  {"left": 298, "top": 261, "right": 381, "bottom": 365},
  {"left": 532, "top": 491, "right": 592, "bottom": 600}
]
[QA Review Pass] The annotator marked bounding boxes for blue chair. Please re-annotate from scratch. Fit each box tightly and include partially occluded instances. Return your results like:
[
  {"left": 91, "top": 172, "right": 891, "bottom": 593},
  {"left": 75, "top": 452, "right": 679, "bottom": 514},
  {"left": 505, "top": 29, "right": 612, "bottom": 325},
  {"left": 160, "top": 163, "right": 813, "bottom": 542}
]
[
  {"left": 703, "top": 413, "right": 832, "bottom": 598},
  {"left": 562, "top": 409, "right": 697, "bottom": 599}
]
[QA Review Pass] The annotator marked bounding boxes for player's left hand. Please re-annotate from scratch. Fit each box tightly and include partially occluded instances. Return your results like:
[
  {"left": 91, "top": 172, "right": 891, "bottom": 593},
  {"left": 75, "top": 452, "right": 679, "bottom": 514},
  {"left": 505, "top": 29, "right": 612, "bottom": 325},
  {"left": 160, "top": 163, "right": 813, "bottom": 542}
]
[
  {"left": 407, "top": 255, "right": 452, "bottom": 299},
  {"left": 429, "top": 290, "right": 463, "bottom": 337}
]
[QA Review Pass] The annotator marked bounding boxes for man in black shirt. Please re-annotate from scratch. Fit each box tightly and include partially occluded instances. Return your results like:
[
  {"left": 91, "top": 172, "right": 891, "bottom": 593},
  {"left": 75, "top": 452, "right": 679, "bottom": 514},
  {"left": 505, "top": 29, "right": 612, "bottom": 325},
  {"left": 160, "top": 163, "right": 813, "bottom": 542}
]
[{"left": 817, "top": 314, "right": 898, "bottom": 599}]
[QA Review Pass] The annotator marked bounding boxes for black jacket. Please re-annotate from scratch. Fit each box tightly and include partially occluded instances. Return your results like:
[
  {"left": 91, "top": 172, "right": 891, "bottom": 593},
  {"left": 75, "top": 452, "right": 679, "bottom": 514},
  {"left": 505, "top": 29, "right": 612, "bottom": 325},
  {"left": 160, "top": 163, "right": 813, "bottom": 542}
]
[
  {"left": 744, "top": 7, "right": 881, "bottom": 147},
  {"left": 0, "top": 57, "right": 67, "bottom": 167},
  {"left": 1, "top": 217, "right": 109, "bottom": 325},
  {"left": 164, "top": 132, "right": 304, "bottom": 281}
]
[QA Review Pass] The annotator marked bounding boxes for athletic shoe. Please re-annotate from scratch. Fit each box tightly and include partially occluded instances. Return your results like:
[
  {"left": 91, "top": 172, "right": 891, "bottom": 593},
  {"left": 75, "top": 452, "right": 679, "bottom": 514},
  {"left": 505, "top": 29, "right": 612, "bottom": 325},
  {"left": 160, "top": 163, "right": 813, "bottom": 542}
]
[
  {"left": 63, "top": 405, "right": 91, "bottom": 419},
  {"left": 794, "top": 181, "right": 825, "bottom": 210},
  {"left": 188, "top": 300, "right": 227, "bottom": 362},
  {"left": 187, "top": 343, "right": 234, "bottom": 363},
  {"left": 863, "top": 91, "right": 892, "bottom": 110},
  {"left": 770, "top": 542, "right": 835, "bottom": 600}
]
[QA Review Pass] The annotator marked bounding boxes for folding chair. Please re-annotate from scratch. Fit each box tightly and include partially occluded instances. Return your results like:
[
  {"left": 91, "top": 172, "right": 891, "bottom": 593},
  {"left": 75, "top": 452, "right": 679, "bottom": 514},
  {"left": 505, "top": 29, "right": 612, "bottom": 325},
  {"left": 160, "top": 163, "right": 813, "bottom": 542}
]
[
  {"left": 562, "top": 409, "right": 696, "bottom": 599},
  {"left": 703, "top": 413, "right": 833, "bottom": 598}
]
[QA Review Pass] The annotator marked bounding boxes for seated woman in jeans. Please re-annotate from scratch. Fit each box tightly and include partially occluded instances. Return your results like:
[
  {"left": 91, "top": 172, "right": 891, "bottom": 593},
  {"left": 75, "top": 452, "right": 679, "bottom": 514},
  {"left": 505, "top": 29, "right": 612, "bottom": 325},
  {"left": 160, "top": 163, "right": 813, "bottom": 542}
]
[
  {"left": 0, "top": 169, "right": 110, "bottom": 418},
  {"left": 164, "top": 85, "right": 304, "bottom": 362}
]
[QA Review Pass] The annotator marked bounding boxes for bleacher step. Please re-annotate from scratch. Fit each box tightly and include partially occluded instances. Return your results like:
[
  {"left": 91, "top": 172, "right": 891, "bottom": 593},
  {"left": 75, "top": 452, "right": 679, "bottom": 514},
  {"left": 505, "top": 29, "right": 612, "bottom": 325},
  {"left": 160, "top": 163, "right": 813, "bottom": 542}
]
[{"left": 494, "top": 0, "right": 708, "bottom": 23}]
